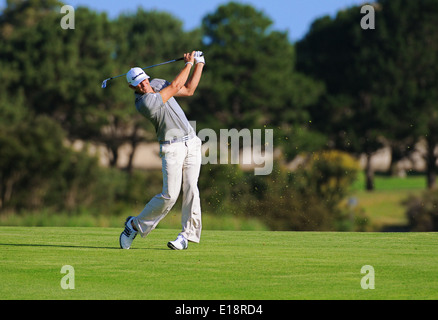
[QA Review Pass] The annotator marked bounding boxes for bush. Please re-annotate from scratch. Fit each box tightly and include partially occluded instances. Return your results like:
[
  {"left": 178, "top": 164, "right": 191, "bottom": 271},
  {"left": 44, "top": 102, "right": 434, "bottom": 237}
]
[
  {"left": 297, "top": 150, "right": 361, "bottom": 212},
  {"left": 198, "top": 150, "right": 363, "bottom": 231},
  {"left": 404, "top": 190, "right": 438, "bottom": 231},
  {"left": 198, "top": 163, "right": 250, "bottom": 216},
  {"left": 0, "top": 108, "right": 169, "bottom": 218},
  {"left": 0, "top": 115, "right": 111, "bottom": 214},
  {"left": 0, "top": 115, "right": 74, "bottom": 211},
  {"left": 245, "top": 150, "right": 364, "bottom": 231}
]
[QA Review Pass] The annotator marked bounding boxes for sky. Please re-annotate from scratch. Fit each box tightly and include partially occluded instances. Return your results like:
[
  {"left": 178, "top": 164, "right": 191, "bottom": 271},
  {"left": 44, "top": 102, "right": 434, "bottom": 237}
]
[{"left": 1, "top": 0, "right": 368, "bottom": 41}]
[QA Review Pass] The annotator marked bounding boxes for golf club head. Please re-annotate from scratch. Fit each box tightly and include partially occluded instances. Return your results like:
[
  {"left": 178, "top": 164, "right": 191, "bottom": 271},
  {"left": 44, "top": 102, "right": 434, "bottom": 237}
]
[{"left": 101, "top": 79, "right": 109, "bottom": 89}]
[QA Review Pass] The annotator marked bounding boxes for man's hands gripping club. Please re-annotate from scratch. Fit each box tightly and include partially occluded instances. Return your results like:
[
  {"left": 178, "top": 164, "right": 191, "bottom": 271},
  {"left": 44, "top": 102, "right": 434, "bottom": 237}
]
[
  {"left": 161, "top": 51, "right": 205, "bottom": 102},
  {"left": 184, "top": 51, "right": 205, "bottom": 66},
  {"left": 194, "top": 51, "right": 205, "bottom": 65}
]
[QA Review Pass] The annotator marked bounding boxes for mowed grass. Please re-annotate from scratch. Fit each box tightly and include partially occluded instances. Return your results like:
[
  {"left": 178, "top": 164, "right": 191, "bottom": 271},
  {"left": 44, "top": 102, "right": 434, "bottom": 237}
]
[
  {"left": 351, "top": 173, "right": 426, "bottom": 230},
  {"left": 0, "top": 227, "right": 437, "bottom": 300}
]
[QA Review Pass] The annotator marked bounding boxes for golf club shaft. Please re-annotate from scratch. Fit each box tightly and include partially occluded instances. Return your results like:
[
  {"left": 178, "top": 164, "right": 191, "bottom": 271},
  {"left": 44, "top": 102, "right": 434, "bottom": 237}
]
[
  {"left": 144, "top": 57, "right": 184, "bottom": 71},
  {"left": 102, "top": 54, "right": 202, "bottom": 88}
]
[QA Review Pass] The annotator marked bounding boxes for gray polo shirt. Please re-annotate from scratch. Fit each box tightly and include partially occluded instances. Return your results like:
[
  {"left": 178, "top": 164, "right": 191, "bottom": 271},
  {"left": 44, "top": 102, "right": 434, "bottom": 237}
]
[{"left": 135, "top": 79, "right": 195, "bottom": 142}]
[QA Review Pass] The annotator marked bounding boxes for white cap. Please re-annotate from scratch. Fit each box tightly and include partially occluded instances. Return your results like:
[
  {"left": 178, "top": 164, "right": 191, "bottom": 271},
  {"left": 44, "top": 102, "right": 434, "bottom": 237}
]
[{"left": 126, "top": 67, "right": 150, "bottom": 87}]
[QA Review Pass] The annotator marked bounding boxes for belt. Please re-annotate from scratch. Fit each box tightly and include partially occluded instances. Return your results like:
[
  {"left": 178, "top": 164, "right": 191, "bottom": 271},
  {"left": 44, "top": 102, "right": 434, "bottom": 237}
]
[{"left": 159, "top": 133, "right": 195, "bottom": 145}]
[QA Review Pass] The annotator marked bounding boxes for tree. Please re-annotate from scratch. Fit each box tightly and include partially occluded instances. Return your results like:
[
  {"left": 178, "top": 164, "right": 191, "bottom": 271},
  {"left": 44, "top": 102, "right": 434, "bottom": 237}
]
[
  {"left": 0, "top": 1, "right": 116, "bottom": 151},
  {"left": 190, "top": 2, "right": 324, "bottom": 161},
  {"left": 296, "top": 5, "right": 388, "bottom": 191},
  {"left": 0, "top": 111, "right": 101, "bottom": 211},
  {"left": 197, "top": 2, "right": 291, "bottom": 130},
  {"left": 296, "top": 1, "right": 438, "bottom": 190},
  {"left": 0, "top": 2, "right": 202, "bottom": 171},
  {"left": 372, "top": 0, "right": 438, "bottom": 189},
  {"left": 0, "top": 1, "right": 114, "bottom": 122}
]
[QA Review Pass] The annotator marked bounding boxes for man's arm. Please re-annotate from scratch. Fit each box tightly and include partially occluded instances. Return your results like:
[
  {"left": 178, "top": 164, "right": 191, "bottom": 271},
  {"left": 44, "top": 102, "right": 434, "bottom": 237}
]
[
  {"left": 175, "top": 51, "right": 205, "bottom": 97},
  {"left": 159, "top": 52, "right": 195, "bottom": 104},
  {"left": 175, "top": 63, "right": 204, "bottom": 97}
]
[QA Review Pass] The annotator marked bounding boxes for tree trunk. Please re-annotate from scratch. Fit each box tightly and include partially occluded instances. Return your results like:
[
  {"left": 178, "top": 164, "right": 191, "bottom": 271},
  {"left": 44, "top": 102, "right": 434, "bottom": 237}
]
[
  {"left": 108, "top": 145, "right": 118, "bottom": 168},
  {"left": 365, "top": 152, "right": 374, "bottom": 191},
  {"left": 425, "top": 136, "right": 436, "bottom": 189},
  {"left": 126, "top": 125, "right": 140, "bottom": 174}
]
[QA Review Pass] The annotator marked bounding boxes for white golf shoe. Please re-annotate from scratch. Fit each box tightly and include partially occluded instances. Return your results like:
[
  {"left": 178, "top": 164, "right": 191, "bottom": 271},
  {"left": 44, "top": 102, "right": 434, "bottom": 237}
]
[
  {"left": 167, "top": 234, "right": 188, "bottom": 250},
  {"left": 119, "top": 216, "right": 138, "bottom": 249}
]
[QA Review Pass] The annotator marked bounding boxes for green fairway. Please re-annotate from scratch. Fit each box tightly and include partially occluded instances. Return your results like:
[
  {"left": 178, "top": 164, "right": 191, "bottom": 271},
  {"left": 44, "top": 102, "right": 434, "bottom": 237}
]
[
  {"left": 351, "top": 173, "right": 426, "bottom": 230},
  {"left": 0, "top": 227, "right": 437, "bottom": 300}
]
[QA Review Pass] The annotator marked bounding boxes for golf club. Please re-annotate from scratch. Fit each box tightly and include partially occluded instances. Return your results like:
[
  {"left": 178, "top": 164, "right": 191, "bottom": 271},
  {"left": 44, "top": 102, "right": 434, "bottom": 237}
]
[{"left": 101, "top": 53, "right": 203, "bottom": 88}]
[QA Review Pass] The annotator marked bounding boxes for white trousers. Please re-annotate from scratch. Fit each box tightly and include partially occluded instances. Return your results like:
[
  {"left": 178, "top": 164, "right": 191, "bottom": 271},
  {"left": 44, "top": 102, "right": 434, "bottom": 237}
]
[{"left": 133, "top": 137, "right": 202, "bottom": 243}]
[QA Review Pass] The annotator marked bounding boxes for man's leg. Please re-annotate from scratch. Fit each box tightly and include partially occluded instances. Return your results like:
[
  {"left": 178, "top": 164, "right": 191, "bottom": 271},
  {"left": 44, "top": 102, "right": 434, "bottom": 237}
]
[
  {"left": 133, "top": 142, "right": 185, "bottom": 237},
  {"left": 180, "top": 137, "right": 202, "bottom": 243}
]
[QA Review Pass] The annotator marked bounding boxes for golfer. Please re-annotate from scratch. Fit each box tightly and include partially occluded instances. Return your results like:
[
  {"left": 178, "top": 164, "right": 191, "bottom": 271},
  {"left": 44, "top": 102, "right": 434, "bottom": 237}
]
[{"left": 119, "top": 51, "right": 205, "bottom": 250}]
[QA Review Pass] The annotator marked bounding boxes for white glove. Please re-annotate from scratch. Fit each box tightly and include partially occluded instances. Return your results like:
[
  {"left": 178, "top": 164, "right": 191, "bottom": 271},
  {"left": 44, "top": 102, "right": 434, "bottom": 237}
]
[{"left": 194, "top": 51, "right": 205, "bottom": 65}]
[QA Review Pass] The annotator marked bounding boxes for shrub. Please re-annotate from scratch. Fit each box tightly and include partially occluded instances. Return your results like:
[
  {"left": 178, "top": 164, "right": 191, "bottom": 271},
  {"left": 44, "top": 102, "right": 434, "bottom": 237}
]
[
  {"left": 0, "top": 115, "right": 110, "bottom": 214},
  {"left": 245, "top": 150, "right": 364, "bottom": 231},
  {"left": 404, "top": 190, "right": 438, "bottom": 231},
  {"left": 198, "top": 163, "right": 250, "bottom": 216},
  {"left": 297, "top": 150, "right": 361, "bottom": 212}
]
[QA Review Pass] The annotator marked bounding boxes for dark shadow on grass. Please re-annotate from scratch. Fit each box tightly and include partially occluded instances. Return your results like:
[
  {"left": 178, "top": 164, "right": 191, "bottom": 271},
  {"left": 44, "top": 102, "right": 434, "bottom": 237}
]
[{"left": 0, "top": 243, "right": 168, "bottom": 250}]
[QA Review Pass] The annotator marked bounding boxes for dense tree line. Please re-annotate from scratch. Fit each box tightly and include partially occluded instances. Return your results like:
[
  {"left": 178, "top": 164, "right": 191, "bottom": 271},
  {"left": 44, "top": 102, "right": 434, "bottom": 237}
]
[
  {"left": 296, "top": 0, "right": 438, "bottom": 190},
  {"left": 1, "top": 0, "right": 437, "bottom": 230}
]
